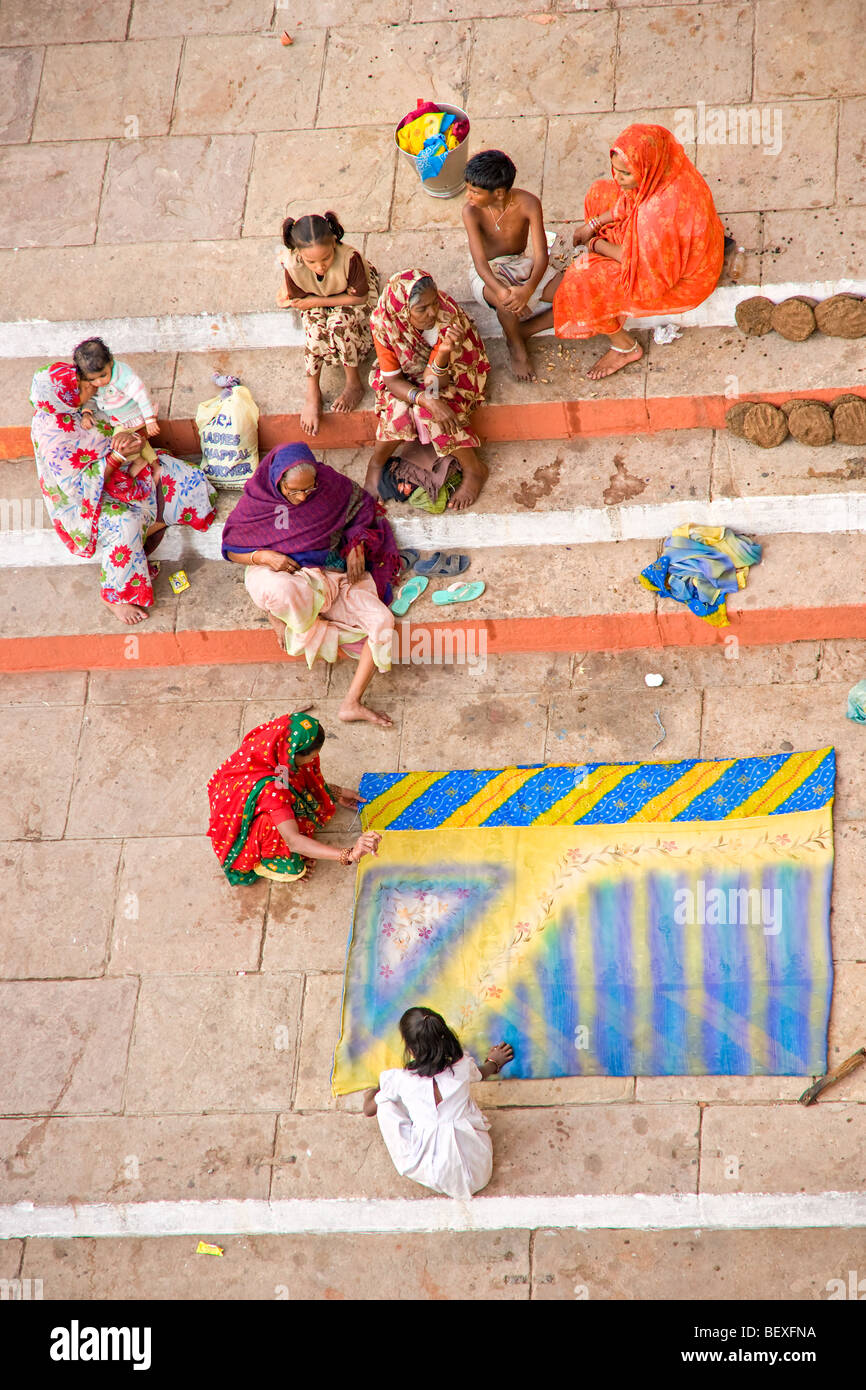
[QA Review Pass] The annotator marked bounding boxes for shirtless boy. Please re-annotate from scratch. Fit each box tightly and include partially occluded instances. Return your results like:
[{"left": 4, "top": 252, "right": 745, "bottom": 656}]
[{"left": 462, "top": 149, "right": 556, "bottom": 382}]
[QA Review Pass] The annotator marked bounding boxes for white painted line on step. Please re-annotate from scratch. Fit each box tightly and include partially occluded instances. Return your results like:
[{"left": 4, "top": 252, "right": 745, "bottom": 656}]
[
  {"left": 2, "top": 1192, "right": 865, "bottom": 1239},
  {"left": 3, "top": 491, "right": 866, "bottom": 569},
  {"left": 2, "top": 280, "right": 865, "bottom": 357}
]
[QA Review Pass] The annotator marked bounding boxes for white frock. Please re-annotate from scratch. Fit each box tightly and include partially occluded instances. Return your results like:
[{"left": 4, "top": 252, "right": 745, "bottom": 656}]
[{"left": 375, "top": 1054, "right": 493, "bottom": 1200}]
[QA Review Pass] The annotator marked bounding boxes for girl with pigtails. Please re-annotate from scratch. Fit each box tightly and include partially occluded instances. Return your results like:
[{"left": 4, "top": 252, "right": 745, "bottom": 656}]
[{"left": 276, "top": 211, "right": 379, "bottom": 436}]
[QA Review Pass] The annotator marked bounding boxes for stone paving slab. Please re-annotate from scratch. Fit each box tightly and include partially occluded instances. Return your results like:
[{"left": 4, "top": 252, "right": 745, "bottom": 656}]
[
  {"left": 468, "top": 12, "right": 616, "bottom": 119},
  {"left": 825, "top": 962, "right": 866, "bottom": 1103},
  {"left": 713, "top": 430, "right": 866, "bottom": 499},
  {"left": 635, "top": 1076, "right": 807, "bottom": 1103},
  {"left": 293, "top": 972, "right": 343, "bottom": 1113},
  {"left": 0, "top": 841, "right": 120, "bottom": 979},
  {"left": 0, "top": 705, "right": 80, "bottom": 841},
  {"left": 0, "top": 141, "right": 107, "bottom": 249},
  {"left": 318, "top": 24, "right": 471, "bottom": 130},
  {"left": 0, "top": 1113, "right": 276, "bottom": 1204},
  {"left": 173, "top": 33, "right": 326, "bottom": 136},
  {"left": 0, "top": 1, "right": 132, "bottom": 46},
  {"left": 531, "top": 1227, "right": 866, "bottom": 1300},
  {"left": 125, "top": 973, "right": 303, "bottom": 1113},
  {"left": 20, "top": 1231, "right": 530, "bottom": 1300},
  {"left": 754, "top": 0, "right": 865, "bottom": 101},
  {"left": 98, "top": 135, "right": 254, "bottom": 245},
  {"left": 129, "top": 0, "right": 274, "bottom": 39},
  {"left": 572, "top": 643, "right": 822, "bottom": 691},
  {"left": 838, "top": 98, "right": 866, "bottom": 207},
  {"left": 245, "top": 127, "right": 394, "bottom": 237},
  {"left": 0, "top": 671, "right": 87, "bottom": 705},
  {"left": 645, "top": 326, "right": 866, "bottom": 398},
  {"left": 487, "top": 1103, "right": 700, "bottom": 1195},
  {"left": 33, "top": 41, "right": 182, "bottom": 142},
  {"left": 618, "top": 4, "right": 753, "bottom": 110},
  {"left": 0, "top": 47, "right": 42, "bottom": 145},
  {"left": 87, "top": 665, "right": 260, "bottom": 705},
  {"left": 271, "top": 1111, "right": 427, "bottom": 1200},
  {"left": 697, "top": 101, "right": 839, "bottom": 214},
  {"left": 263, "top": 854, "right": 357, "bottom": 976},
  {"left": 397, "top": 691, "right": 549, "bottom": 770},
  {"left": 0, "top": 239, "right": 278, "bottom": 320},
  {"left": 109, "top": 836, "right": 268, "bottom": 976},
  {"left": 762, "top": 207, "right": 866, "bottom": 282},
  {"left": 700, "top": 1103, "right": 866, "bottom": 1193},
  {"left": 66, "top": 701, "right": 245, "bottom": 839},
  {"left": 829, "top": 822, "right": 866, "bottom": 964},
  {"left": 0, "top": 978, "right": 138, "bottom": 1115},
  {"left": 547, "top": 689, "right": 702, "bottom": 763}
]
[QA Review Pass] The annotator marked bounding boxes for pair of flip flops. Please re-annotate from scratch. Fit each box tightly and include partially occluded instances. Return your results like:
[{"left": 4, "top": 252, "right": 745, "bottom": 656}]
[
  {"left": 390, "top": 576, "right": 485, "bottom": 616},
  {"left": 398, "top": 549, "right": 470, "bottom": 577}
]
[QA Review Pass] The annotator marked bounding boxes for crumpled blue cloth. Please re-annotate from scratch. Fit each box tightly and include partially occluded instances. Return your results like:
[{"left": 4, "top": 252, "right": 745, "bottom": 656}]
[
  {"left": 415, "top": 113, "right": 456, "bottom": 180},
  {"left": 640, "top": 529, "right": 762, "bottom": 620},
  {"left": 846, "top": 679, "right": 866, "bottom": 723}
]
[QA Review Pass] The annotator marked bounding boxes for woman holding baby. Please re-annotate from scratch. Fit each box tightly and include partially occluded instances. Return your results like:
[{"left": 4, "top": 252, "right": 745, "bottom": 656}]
[{"left": 30, "top": 362, "right": 217, "bottom": 625}]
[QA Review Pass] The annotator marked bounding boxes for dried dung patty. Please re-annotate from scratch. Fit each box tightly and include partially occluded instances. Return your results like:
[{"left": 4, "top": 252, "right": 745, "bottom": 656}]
[
  {"left": 780, "top": 397, "right": 820, "bottom": 417},
  {"left": 769, "top": 296, "right": 817, "bottom": 341},
  {"left": 830, "top": 394, "right": 865, "bottom": 411},
  {"left": 814, "top": 294, "right": 866, "bottom": 339},
  {"left": 734, "top": 296, "right": 775, "bottom": 336},
  {"left": 743, "top": 402, "right": 789, "bottom": 448},
  {"left": 725, "top": 401, "right": 755, "bottom": 437},
  {"left": 833, "top": 397, "right": 866, "bottom": 445},
  {"left": 787, "top": 399, "right": 834, "bottom": 446}
]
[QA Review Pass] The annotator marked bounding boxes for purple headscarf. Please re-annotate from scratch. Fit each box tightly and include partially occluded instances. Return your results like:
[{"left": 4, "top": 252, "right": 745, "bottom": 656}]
[{"left": 222, "top": 443, "right": 400, "bottom": 602}]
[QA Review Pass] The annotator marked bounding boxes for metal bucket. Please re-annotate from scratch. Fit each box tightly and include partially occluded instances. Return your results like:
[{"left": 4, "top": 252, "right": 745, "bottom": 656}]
[{"left": 394, "top": 103, "right": 470, "bottom": 199}]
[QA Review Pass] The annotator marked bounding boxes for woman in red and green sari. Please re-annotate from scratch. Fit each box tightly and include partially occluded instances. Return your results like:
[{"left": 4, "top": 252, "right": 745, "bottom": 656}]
[{"left": 207, "top": 711, "right": 381, "bottom": 885}]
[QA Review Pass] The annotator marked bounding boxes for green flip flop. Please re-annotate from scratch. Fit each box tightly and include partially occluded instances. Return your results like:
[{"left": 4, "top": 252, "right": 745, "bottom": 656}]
[
  {"left": 431, "top": 581, "right": 486, "bottom": 606},
  {"left": 390, "top": 575, "right": 429, "bottom": 615}
]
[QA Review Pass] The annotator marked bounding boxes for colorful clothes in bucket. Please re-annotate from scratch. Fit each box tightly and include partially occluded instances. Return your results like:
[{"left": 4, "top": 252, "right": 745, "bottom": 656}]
[
  {"left": 369, "top": 269, "right": 489, "bottom": 458},
  {"left": 207, "top": 713, "right": 336, "bottom": 885},
  {"left": 553, "top": 124, "right": 724, "bottom": 339},
  {"left": 639, "top": 524, "right": 762, "bottom": 626}
]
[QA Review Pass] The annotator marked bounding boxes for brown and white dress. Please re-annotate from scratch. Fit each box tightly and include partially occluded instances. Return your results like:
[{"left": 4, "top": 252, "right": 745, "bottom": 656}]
[{"left": 278, "top": 242, "right": 380, "bottom": 376}]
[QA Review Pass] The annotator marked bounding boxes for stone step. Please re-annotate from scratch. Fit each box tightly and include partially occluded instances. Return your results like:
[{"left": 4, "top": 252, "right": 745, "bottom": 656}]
[
  {"left": 1, "top": 532, "right": 864, "bottom": 672},
  {"left": 2, "top": 326, "right": 864, "bottom": 458}
]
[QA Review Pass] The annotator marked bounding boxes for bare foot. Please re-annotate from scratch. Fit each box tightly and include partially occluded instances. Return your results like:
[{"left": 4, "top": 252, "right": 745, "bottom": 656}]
[
  {"left": 267, "top": 612, "right": 287, "bottom": 653},
  {"left": 331, "top": 380, "right": 363, "bottom": 414},
  {"left": 586, "top": 342, "right": 643, "bottom": 381},
  {"left": 338, "top": 700, "right": 393, "bottom": 728},
  {"left": 506, "top": 336, "right": 537, "bottom": 382},
  {"left": 300, "top": 377, "right": 323, "bottom": 436},
  {"left": 103, "top": 598, "right": 148, "bottom": 626},
  {"left": 447, "top": 476, "right": 482, "bottom": 510}
]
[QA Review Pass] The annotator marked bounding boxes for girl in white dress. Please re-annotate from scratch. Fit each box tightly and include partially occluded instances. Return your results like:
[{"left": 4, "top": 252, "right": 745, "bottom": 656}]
[{"left": 363, "top": 1006, "right": 514, "bottom": 1199}]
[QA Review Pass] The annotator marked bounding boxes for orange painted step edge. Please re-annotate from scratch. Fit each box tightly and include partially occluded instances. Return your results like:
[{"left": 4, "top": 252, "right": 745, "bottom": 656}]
[
  {"left": 4, "top": 605, "right": 866, "bottom": 672},
  {"left": 4, "top": 388, "right": 864, "bottom": 460}
]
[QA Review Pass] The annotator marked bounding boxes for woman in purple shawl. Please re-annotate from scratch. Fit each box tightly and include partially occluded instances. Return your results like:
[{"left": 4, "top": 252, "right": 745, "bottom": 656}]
[{"left": 224, "top": 443, "right": 400, "bottom": 726}]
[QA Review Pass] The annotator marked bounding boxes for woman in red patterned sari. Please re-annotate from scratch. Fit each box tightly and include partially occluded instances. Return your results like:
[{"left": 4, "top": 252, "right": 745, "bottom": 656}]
[
  {"left": 526, "top": 125, "right": 724, "bottom": 381},
  {"left": 207, "top": 711, "right": 380, "bottom": 886},
  {"left": 363, "top": 269, "right": 490, "bottom": 510}
]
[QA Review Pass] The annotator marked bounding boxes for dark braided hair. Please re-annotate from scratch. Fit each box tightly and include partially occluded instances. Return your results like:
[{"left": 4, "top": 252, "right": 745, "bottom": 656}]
[
  {"left": 282, "top": 211, "right": 345, "bottom": 249},
  {"left": 399, "top": 1006, "right": 463, "bottom": 1078}
]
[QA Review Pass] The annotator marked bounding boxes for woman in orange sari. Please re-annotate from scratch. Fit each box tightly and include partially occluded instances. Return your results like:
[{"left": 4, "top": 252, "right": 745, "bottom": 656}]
[{"left": 527, "top": 124, "right": 724, "bottom": 381}]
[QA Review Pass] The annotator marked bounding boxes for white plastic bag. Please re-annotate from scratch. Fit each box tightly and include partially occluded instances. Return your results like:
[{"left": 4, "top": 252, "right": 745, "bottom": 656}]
[{"left": 195, "top": 374, "right": 259, "bottom": 488}]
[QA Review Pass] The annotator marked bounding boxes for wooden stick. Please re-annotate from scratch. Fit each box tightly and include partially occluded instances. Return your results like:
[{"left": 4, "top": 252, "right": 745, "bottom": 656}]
[{"left": 798, "top": 1048, "right": 866, "bottom": 1106}]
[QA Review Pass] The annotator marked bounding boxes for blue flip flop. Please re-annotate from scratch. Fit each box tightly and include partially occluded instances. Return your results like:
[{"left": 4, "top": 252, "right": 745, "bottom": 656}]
[
  {"left": 431, "top": 581, "right": 486, "bottom": 606},
  {"left": 390, "top": 575, "right": 429, "bottom": 616},
  {"left": 414, "top": 551, "right": 470, "bottom": 577}
]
